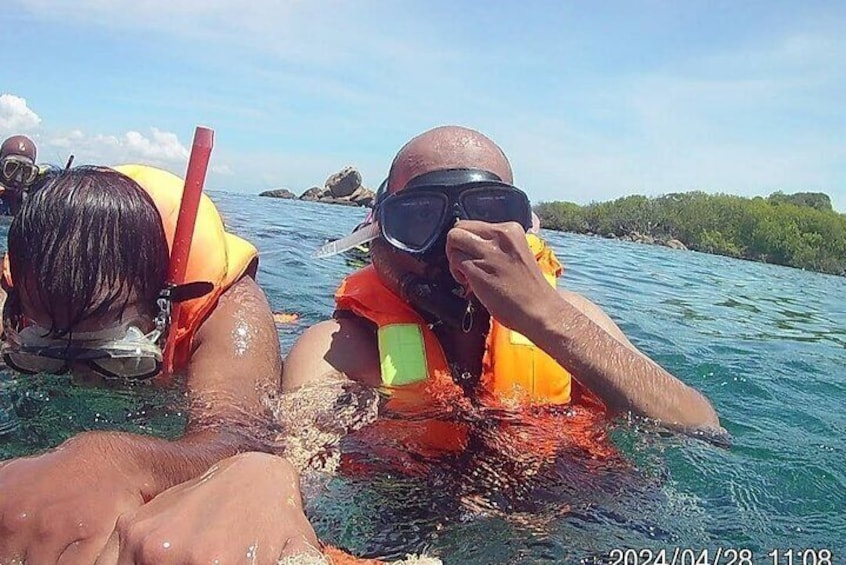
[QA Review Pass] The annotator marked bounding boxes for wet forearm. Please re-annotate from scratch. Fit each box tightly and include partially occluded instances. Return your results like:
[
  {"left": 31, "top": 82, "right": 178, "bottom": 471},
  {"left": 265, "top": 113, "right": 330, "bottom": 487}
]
[
  {"left": 529, "top": 295, "right": 721, "bottom": 431},
  {"left": 68, "top": 428, "right": 257, "bottom": 501}
]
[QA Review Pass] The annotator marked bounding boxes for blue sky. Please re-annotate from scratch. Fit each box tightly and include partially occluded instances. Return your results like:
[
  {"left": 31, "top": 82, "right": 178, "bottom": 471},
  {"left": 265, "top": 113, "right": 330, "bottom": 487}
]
[{"left": 2, "top": 1, "right": 844, "bottom": 210}]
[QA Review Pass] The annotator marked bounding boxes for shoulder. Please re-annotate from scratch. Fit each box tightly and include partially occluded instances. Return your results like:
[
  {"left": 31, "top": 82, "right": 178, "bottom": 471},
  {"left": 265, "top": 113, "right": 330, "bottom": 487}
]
[
  {"left": 282, "top": 315, "right": 381, "bottom": 391},
  {"left": 194, "top": 275, "right": 275, "bottom": 345},
  {"left": 210, "top": 275, "right": 271, "bottom": 320}
]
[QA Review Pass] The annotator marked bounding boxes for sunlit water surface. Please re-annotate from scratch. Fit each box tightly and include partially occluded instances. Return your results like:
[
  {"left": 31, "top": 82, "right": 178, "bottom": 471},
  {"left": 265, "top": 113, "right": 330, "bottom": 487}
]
[{"left": 1, "top": 195, "right": 844, "bottom": 563}]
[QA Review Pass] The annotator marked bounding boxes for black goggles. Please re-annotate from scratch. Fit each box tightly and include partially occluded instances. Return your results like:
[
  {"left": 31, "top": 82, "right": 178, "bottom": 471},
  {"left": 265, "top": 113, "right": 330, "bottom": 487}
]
[
  {"left": 376, "top": 169, "right": 532, "bottom": 255},
  {"left": 0, "top": 157, "right": 39, "bottom": 187}
]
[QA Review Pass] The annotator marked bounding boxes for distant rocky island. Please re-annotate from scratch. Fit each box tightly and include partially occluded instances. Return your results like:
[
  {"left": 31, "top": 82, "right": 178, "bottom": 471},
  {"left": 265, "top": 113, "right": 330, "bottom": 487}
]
[{"left": 259, "top": 166, "right": 375, "bottom": 208}]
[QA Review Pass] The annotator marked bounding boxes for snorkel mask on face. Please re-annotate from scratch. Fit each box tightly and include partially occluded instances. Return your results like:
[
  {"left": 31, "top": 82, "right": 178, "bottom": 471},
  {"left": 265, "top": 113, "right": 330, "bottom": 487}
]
[
  {"left": 0, "top": 281, "right": 213, "bottom": 381},
  {"left": 377, "top": 168, "right": 533, "bottom": 260},
  {"left": 0, "top": 156, "right": 40, "bottom": 189},
  {"left": 315, "top": 168, "right": 533, "bottom": 259},
  {"left": 2, "top": 321, "right": 165, "bottom": 381},
  {"left": 317, "top": 169, "right": 534, "bottom": 330},
  {"left": 1, "top": 296, "right": 168, "bottom": 381}
]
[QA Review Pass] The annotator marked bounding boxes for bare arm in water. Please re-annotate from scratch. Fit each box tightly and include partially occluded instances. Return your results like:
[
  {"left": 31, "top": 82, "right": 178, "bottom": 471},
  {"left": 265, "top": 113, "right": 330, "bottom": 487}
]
[
  {"left": 445, "top": 220, "right": 722, "bottom": 433},
  {"left": 285, "top": 224, "right": 721, "bottom": 434},
  {"left": 0, "top": 275, "right": 287, "bottom": 563}
]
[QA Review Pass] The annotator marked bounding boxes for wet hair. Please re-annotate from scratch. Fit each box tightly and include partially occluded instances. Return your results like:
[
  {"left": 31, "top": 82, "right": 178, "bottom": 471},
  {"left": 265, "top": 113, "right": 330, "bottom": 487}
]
[{"left": 7, "top": 166, "right": 169, "bottom": 335}]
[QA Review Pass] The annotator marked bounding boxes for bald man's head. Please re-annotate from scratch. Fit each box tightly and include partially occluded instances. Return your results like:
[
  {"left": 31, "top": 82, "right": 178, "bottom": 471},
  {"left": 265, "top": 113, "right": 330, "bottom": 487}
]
[{"left": 387, "top": 126, "right": 513, "bottom": 192}]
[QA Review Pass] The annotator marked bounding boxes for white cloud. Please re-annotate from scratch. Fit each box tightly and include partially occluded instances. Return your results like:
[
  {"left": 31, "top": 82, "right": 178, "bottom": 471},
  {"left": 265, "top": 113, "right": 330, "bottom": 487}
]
[
  {"left": 211, "top": 164, "right": 233, "bottom": 176},
  {"left": 1, "top": 91, "right": 189, "bottom": 168},
  {"left": 0, "top": 94, "right": 42, "bottom": 134},
  {"left": 124, "top": 128, "right": 189, "bottom": 162},
  {"left": 48, "top": 129, "right": 85, "bottom": 148},
  {"left": 41, "top": 127, "right": 189, "bottom": 171}
]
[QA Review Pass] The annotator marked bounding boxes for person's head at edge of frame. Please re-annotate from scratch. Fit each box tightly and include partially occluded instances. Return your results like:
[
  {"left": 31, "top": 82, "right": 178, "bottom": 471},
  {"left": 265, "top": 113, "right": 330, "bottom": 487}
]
[
  {"left": 1, "top": 166, "right": 171, "bottom": 383},
  {"left": 0, "top": 135, "right": 39, "bottom": 193},
  {"left": 367, "top": 125, "right": 534, "bottom": 330}
]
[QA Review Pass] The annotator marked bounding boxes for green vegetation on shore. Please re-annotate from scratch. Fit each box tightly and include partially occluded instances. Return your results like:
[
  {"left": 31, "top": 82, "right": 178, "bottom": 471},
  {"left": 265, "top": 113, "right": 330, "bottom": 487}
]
[{"left": 534, "top": 191, "right": 846, "bottom": 276}]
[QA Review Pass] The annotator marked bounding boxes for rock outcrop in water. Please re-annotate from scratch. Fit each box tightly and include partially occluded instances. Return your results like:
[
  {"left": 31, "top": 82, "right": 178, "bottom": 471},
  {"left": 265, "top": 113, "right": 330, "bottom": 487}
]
[
  {"left": 259, "top": 166, "right": 376, "bottom": 208},
  {"left": 258, "top": 187, "right": 296, "bottom": 199},
  {"left": 610, "top": 231, "right": 689, "bottom": 250}
]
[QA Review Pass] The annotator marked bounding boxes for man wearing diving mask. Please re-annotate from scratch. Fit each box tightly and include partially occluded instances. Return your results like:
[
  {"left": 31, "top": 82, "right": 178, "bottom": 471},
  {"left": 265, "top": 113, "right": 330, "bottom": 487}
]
[
  {"left": 287, "top": 125, "right": 722, "bottom": 429},
  {"left": 0, "top": 165, "right": 318, "bottom": 563},
  {"left": 0, "top": 135, "right": 41, "bottom": 215}
]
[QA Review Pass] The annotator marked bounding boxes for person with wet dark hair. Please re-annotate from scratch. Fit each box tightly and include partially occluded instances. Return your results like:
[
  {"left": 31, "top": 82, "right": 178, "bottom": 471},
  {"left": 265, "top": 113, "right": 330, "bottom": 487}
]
[
  {"left": 7, "top": 167, "right": 169, "bottom": 330},
  {"left": 0, "top": 165, "right": 318, "bottom": 563}
]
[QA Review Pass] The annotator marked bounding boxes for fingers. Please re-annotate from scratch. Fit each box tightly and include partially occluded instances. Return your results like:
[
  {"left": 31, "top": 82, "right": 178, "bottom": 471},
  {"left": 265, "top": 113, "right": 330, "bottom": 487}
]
[
  {"left": 0, "top": 508, "right": 53, "bottom": 563},
  {"left": 71, "top": 504, "right": 138, "bottom": 565},
  {"left": 446, "top": 224, "right": 506, "bottom": 288},
  {"left": 446, "top": 221, "right": 528, "bottom": 279},
  {"left": 446, "top": 249, "right": 492, "bottom": 298},
  {"left": 445, "top": 225, "right": 490, "bottom": 266},
  {"left": 22, "top": 539, "right": 66, "bottom": 565},
  {"left": 447, "top": 248, "right": 471, "bottom": 286},
  {"left": 448, "top": 220, "right": 528, "bottom": 256},
  {"left": 454, "top": 219, "right": 527, "bottom": 238},
  {"left": 453, "top": 219, "right": 510, "bottom": 236},
  {"left": 60, "top": 533, "right": 115, "bottom": 565}
]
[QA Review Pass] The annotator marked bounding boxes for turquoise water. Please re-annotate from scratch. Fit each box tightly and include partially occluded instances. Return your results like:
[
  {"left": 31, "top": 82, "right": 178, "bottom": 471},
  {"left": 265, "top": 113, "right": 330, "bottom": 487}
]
[{"left": 1, "top": 194, "right": 845, "bottom": 563}]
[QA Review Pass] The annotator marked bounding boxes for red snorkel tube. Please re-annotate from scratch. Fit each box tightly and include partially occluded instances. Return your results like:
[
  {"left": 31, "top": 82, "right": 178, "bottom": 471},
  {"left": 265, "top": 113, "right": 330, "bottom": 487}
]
[{"left": 162, "top": 126, "right": 214, "bottom": 375}]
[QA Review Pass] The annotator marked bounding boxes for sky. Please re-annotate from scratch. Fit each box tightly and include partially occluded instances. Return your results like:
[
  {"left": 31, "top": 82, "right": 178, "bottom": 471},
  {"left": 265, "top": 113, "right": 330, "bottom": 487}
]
[{"left": 1, "top": 1, "right": 844, "bottom": 210}]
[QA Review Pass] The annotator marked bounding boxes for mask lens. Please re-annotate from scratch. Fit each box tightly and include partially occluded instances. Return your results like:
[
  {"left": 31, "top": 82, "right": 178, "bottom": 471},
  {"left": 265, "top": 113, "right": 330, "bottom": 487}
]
[
  {"left": 2, "top": 320, "right": 163, "bottom": 380},
  {"left": 91, "top": 357, "right": 161, "bottom": 380},
  {"left": 1, "top": 160, "right": 17, "bottom": 181},
  {"left": 461, "top": 187, "right": 532, "bottom": 228},
  {"left": 3, "top": 352, "right": 67, "bottom": 375},
  {"left": 1, "top": 159, "right": 38, "bottom": 186},
  {"left": 381, "top": 192, "right": 448, "bottom": 252}
]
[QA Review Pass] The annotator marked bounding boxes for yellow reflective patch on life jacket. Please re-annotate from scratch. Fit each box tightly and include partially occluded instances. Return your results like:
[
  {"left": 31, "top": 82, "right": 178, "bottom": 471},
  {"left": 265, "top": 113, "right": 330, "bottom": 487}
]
[{"left": 378, "top": 323, "right": 428, "bottom": 386}]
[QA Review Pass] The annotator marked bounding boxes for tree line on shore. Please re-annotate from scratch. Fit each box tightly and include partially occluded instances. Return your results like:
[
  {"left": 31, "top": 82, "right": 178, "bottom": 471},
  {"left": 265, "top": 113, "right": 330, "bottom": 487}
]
[{"left": 534, "top": 191, "right": 846, "bottom": 276}]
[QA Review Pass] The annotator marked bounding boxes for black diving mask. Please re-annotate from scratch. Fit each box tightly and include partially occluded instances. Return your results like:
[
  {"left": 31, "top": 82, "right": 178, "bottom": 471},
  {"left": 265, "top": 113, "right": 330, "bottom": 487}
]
[
  {"left": 313, "top": 169, "right": 533, "bottom": 260},
  {"left": 378, "top": 169, "right": 533, "bottom": 257}
]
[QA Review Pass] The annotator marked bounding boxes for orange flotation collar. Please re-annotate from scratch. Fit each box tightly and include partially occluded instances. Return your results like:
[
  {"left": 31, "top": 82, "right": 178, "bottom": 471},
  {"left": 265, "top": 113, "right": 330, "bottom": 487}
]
[
  {"left": 334, "top": 235, "right": 613, "bottom": 470},
  {"left": 335, "top": 234, "right": 575, "bottom": 406}
]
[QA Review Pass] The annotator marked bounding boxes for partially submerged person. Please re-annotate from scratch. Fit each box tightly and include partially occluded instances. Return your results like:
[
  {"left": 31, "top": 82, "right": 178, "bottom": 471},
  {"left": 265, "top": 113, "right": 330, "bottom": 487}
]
[
  {"left": 281, "top": 124, "right": 724, "bottom": 517},
  {"left": 101, "top": 126, "right": 724, "bottom": 563},
  {"left": 0, "top": 165, "right": 318, "bottom": 563},
  {"left": 285, "top": 125, "right": 722, "bottom": 430},
  {"left": 0, "top": 134, "right": 40, "bottom": 215}
]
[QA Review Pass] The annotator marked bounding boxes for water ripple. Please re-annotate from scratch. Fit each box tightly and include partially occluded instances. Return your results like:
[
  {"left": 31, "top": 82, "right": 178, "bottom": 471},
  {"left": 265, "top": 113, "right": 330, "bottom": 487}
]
[{"left": 2, "top": 196, "right": 844, "bottom": 560}]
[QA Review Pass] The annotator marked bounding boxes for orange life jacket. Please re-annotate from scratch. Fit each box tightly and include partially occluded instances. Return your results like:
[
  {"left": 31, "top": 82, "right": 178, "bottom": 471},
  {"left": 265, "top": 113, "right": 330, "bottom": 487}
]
[
  {"left": 333, "top": 235, "right": 613, "bottom": 471},
  {"left": 335, "top": 234, "right": 574, "bottom": 406},
  {"left": 3, "top": 164, "right": 258, "bottom": 372}
]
